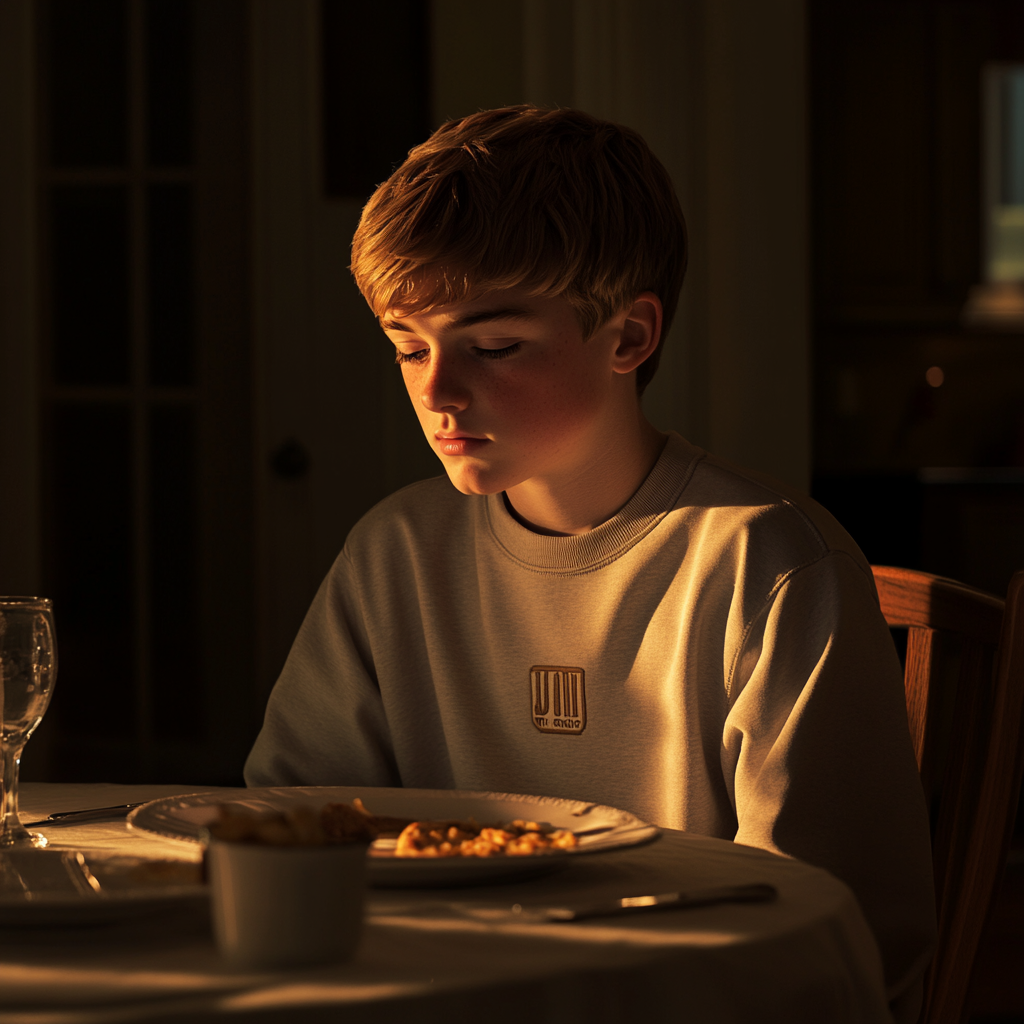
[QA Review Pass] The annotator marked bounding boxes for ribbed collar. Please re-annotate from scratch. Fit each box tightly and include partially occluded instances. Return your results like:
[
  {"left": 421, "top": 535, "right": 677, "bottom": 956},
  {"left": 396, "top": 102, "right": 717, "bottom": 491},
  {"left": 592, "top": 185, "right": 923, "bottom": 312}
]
[{"left": 484, "top": 432, "right": 703, "bottom": 575}]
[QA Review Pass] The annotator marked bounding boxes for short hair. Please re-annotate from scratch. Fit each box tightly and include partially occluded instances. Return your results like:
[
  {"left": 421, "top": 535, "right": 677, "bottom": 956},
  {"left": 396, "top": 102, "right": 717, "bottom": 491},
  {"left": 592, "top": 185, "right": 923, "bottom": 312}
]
[{"left": 350, "top": 104, "right": 688, "bottom": 393}]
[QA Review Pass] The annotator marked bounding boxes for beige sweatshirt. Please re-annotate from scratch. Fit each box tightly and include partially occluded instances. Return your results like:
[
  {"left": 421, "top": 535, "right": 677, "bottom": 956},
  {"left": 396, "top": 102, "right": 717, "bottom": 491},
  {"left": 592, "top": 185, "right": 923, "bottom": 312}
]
[{"left": 246, "top": 433, "right": 936, "bottom": 996}]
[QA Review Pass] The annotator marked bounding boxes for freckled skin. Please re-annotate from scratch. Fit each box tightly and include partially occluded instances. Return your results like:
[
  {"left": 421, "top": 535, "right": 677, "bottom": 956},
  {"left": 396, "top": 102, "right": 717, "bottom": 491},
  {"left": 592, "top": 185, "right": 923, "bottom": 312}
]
[{"left": 382, "top": 286, "right": 665, "bottom": 535}]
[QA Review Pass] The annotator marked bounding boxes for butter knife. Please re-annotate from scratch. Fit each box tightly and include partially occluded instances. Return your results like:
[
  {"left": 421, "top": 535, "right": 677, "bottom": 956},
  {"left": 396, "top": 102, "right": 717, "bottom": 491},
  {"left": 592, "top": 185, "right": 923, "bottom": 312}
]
[
  {"left": 22, "top": 803, "right": 145, "bottom": 827},
  {"left": 517, "top": 882, "right": 777, "bottom": 922}
]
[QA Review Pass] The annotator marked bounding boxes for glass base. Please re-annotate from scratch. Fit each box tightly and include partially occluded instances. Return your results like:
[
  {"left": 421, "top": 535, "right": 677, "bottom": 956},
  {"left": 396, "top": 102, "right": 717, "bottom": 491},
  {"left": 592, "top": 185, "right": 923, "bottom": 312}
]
[{"left": 0, "top": 828, "right": 48, "bottom": 849}]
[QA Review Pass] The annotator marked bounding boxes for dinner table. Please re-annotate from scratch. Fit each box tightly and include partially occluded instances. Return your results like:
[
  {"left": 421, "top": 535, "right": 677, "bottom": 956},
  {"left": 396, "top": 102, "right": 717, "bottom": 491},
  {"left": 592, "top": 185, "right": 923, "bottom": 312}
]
[{"left": 0, "top": 782, "right": 894, "bottom": 1024}]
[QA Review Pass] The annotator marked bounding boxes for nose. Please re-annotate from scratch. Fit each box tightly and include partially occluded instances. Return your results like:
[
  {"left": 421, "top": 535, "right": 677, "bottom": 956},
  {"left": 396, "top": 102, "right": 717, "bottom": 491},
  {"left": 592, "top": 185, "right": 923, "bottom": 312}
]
[{"left": 419, "top": 351, "right": 470, "bottom": 413}]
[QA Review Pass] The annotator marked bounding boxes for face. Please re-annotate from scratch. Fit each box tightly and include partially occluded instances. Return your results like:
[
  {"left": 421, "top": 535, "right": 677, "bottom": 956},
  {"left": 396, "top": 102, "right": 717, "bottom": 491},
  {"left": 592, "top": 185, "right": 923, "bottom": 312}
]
[{"left": 381, "top": 288, "right": 630, "bottom": 496}]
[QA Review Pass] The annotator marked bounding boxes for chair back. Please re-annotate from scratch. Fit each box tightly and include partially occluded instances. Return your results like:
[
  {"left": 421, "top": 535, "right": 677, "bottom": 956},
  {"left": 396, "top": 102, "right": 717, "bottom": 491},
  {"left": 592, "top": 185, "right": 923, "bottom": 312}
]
[{"left": 872, "top": 566, "right": 1024, "bottom": 1024}]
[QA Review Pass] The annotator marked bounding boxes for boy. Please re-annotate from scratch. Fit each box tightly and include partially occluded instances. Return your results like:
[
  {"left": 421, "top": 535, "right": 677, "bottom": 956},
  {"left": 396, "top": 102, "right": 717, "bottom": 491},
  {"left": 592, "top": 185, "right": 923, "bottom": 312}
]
[{"left": 246, "top": 106, "right": 934, "bottom": 1012}]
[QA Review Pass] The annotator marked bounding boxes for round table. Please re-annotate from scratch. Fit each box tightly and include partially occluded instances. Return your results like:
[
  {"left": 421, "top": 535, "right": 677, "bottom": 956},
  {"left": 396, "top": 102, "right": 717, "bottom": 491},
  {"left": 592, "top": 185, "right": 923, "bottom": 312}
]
[{"left": 0, "top": 783, "right": 893, "bottom": 1023}]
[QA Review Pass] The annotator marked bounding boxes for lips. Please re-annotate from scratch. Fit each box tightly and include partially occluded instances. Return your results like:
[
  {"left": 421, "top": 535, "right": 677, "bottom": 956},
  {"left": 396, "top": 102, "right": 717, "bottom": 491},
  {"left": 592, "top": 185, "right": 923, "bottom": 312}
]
[{"left": 435, "top": 434, "right": 489, "bottom": 456}]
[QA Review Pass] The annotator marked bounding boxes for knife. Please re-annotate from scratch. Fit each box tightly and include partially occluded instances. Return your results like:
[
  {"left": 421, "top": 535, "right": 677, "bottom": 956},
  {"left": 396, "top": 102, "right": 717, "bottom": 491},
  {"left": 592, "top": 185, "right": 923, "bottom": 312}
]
[
  {"left": 516, "top": 882, "right": 778, "bottom": 922},
  {"left": 21, "top": 803, "right": 145, "bottom": 827}
]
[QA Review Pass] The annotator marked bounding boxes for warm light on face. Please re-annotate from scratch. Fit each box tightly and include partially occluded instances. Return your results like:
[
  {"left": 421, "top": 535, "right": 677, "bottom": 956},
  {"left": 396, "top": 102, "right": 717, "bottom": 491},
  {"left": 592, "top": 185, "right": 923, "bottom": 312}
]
[
  {"left": 381, "top": 288, "right": 625, "bottom": 497},
  {"left": 925, "top": 366, "right": 944, "bottom": 388}
]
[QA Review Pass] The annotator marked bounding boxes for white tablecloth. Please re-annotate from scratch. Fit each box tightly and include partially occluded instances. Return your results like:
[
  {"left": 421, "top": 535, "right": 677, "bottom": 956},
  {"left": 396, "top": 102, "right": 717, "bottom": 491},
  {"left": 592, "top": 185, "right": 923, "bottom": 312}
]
[{"left": 0, "top": 782, "right": 893, "bottom": 1023}]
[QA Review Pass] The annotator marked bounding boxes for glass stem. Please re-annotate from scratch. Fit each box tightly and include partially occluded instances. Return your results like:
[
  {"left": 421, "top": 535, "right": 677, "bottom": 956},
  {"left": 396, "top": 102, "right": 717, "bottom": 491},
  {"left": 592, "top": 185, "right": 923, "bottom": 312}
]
[{"left": 1, "top": 741, "right": 24, "bottom": 834}]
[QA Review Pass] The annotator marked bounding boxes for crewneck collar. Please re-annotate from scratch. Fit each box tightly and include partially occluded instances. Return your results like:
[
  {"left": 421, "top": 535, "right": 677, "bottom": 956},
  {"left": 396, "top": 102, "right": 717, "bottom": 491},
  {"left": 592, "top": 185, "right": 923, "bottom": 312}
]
[{"left": 484, "top": 432, "right": 703, "bottom": 574}]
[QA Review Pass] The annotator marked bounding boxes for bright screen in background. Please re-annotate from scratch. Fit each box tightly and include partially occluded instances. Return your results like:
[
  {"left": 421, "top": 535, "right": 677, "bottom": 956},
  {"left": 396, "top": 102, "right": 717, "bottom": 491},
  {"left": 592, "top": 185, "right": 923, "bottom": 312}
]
[{"left": 987, "top": 65, "right": 1024, "bottom": 282}]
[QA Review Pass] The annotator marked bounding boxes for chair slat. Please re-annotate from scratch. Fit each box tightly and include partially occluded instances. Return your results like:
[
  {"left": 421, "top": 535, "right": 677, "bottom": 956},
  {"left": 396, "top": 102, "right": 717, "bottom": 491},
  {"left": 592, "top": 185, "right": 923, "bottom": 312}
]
[
  {"left": 873, "top": 565, "right": 1004, "bottom": 644},
  {"left": 904, "top": 626, "right": 936, "bottom": 772},
  {"left": 928, "top": 638, "right": 994, "bottom": 1023}
]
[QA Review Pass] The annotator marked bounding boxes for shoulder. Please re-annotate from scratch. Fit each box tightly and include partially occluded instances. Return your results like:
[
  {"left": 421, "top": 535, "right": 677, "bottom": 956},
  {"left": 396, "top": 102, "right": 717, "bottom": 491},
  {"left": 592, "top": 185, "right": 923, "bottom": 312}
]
[{"left": 670, "top": 440, "right": 873, "bottom": 590}]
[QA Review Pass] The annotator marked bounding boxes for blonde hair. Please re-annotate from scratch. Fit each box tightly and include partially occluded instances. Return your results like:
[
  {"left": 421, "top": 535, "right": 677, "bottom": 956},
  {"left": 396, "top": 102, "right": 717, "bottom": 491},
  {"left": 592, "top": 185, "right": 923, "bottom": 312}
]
[{"left": 350, "top": 105, "right": 687, "bottom": 392}]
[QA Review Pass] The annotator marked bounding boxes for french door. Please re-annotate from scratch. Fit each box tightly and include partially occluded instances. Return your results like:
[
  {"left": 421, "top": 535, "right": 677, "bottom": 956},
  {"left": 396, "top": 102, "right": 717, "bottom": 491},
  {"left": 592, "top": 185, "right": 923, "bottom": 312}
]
[{"left": 37, "top": 0, "right": 254, "bottom": 783}]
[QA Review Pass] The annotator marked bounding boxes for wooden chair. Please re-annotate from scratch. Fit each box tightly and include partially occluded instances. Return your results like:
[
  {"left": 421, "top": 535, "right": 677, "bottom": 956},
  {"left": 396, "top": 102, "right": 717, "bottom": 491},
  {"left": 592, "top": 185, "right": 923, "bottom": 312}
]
[{"left": 871, "top": 566, "right": 1024, "bottom": 1024}]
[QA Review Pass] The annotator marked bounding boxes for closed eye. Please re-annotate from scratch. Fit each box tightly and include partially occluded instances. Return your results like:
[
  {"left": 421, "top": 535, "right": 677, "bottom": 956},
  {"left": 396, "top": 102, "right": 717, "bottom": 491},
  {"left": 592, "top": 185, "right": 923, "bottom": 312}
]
[
  {"left": 475, "top": 342, "right": 521, "bottom": 360},
  {"left": 394, "top": 349, "right": 428, "bottom": 365},
  {"left": 393, "top": 341, "right": 522, "bottom": 365}
]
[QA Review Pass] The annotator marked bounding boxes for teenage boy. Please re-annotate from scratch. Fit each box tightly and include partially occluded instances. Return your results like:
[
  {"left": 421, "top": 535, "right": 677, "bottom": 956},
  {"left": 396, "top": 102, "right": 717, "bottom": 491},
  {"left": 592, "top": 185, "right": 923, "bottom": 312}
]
[{"left": 246, "top": 106, "right": 935, "bottom": 1014}]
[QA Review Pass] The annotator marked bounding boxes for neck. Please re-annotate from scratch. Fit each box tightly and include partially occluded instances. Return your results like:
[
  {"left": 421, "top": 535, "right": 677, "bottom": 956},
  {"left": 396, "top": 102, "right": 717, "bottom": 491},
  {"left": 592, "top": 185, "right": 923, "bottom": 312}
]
[{"left": 505, "top": 412, "right": 667, "bottom": 536}]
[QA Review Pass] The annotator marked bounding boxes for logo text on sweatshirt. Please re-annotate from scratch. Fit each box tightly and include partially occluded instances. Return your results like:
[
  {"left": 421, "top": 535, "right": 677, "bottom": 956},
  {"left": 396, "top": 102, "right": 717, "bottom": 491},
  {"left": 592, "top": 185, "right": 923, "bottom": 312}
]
[{"left": 530, "top": 666, "right": 586, "bottom": 734}]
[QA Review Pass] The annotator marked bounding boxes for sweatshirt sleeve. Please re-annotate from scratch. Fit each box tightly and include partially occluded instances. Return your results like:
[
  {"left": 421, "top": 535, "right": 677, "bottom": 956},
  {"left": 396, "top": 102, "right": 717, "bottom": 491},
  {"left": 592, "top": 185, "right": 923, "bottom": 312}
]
[
  {"left": 724, "top": 550, "right": 937, "bottom": 1004},
  {"left": 244, "top": 549, "right": 401, "bottom": 788}
]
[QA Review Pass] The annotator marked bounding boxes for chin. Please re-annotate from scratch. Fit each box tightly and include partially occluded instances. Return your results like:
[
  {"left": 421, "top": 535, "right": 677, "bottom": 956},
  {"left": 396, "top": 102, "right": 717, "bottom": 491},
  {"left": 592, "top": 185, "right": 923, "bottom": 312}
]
[{"left": 442, "top": 463, "right": 512, "bottom": 497}]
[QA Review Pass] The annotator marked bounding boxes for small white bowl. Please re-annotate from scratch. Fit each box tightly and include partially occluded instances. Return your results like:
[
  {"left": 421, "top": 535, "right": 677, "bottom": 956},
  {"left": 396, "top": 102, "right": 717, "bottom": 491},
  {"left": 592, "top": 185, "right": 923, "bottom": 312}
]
[{"left": 206, "top": 839, "right": 366, "bottom": 970}]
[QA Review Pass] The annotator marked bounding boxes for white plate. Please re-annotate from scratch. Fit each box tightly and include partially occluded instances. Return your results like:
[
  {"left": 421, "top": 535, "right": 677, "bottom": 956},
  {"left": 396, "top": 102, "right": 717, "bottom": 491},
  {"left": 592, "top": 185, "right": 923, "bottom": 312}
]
[
  {"left": 128, "top": 787, "right": 661, "bottom": 887},
  {"left": 0, "top": 850, "right": 205, "bottom": 926}
]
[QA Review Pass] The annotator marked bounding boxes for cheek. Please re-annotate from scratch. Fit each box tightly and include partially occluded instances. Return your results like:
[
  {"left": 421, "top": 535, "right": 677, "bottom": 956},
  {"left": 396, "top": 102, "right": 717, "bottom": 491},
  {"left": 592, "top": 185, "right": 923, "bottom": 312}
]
[
  {"left": 495, "top": 357, "right": 607, "bottom": 431},
  {"left": 400, "top": 367, "right": 427, "bottom": 407}
]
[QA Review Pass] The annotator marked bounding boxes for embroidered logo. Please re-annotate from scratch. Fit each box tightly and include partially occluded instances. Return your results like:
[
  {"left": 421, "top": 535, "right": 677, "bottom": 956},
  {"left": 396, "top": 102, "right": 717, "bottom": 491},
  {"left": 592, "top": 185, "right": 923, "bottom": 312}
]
[{"left": 530, "top": 666, "right": 586, "bottom": 734}]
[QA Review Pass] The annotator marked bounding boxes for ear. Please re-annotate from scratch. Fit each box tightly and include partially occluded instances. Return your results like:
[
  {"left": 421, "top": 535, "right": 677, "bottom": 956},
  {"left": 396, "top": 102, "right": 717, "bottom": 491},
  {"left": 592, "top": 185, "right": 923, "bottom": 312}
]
[{"left": 611, "top": 292, "right": 663, "bottom": 374}]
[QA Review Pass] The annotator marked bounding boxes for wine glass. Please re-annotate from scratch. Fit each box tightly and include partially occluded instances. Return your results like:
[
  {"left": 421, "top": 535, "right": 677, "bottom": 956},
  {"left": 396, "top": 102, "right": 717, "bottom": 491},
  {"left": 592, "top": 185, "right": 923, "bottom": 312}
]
[{"left": 0, "top": 597, "right": 57, "bottom": 848}]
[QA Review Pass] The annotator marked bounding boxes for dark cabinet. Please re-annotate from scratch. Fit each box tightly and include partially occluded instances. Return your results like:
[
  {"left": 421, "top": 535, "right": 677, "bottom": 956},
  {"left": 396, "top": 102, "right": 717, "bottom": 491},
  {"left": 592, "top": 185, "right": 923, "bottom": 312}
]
[{"left": 810, "top": 0, "right": 1024, "bottom": 596}]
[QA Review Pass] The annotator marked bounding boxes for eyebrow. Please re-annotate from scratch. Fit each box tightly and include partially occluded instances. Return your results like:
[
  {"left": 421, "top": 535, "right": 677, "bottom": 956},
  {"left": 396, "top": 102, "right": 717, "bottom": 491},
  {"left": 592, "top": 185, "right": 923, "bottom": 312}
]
[{"left": 381, "top": 307, "right": 539, "bottom": 333}]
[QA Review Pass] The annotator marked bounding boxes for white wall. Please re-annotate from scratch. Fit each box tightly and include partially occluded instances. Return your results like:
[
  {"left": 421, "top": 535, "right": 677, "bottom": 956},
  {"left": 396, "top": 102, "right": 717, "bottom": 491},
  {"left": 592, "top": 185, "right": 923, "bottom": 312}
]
[{"left": 700, "top": 0, "right": 810, "bottom": 491}]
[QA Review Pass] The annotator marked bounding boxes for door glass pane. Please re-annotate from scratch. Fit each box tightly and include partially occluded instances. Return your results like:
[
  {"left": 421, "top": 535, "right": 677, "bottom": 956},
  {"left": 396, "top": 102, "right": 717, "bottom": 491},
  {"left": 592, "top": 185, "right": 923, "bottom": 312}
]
[
  {"left": 51, "top": 404, "right": 135, "bottom": 739},
  {"left": 145, "top": 0, "right": 193, "bottom": 166},
  {"left": 147, "top": 183, "right": 194, "bottom": 386},
  {"left": 51, "top": 186, "right": 130, "bottom": 386},
  {"left": 149, "top": 404, "right": 201, "bottom": 741},
  {"left": 987, "top": 65, "right": 1024, "bottom": 283},
  {"left": 48, "top": 0, "right": 128, "bottom": 167}
]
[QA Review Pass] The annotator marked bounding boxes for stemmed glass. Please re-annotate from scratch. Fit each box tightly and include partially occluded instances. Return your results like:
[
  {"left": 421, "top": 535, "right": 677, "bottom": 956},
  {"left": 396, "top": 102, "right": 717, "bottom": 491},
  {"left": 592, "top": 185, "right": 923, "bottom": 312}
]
[{"left": 0, "top": 598, "right": 57, "bottom": 848}]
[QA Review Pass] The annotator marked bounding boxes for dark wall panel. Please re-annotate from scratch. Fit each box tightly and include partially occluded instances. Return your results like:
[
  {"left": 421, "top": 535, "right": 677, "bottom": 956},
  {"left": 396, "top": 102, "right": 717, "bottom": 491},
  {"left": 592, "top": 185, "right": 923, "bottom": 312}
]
[{"left": 322, "top": 0, "right": 431, "bottom": 198}]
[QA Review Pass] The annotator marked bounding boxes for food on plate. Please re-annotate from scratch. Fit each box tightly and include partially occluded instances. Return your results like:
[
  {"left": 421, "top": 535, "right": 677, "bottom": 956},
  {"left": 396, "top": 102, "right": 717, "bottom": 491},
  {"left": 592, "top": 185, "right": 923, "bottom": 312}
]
[
  {"left": 322, "top": 802, "right": 580, "bottom": 857},
  {"left": 205, "top": 801, "right": 578, "bottom": 857},
  {"left": 323, "top": 798, "right": 415, "bottom": 840},
  {"left": 394, "top": 818, "right": 578, "bottom": 858},
  {"left": 206, "top": 804, "right": 371, "bottom": 846}
]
